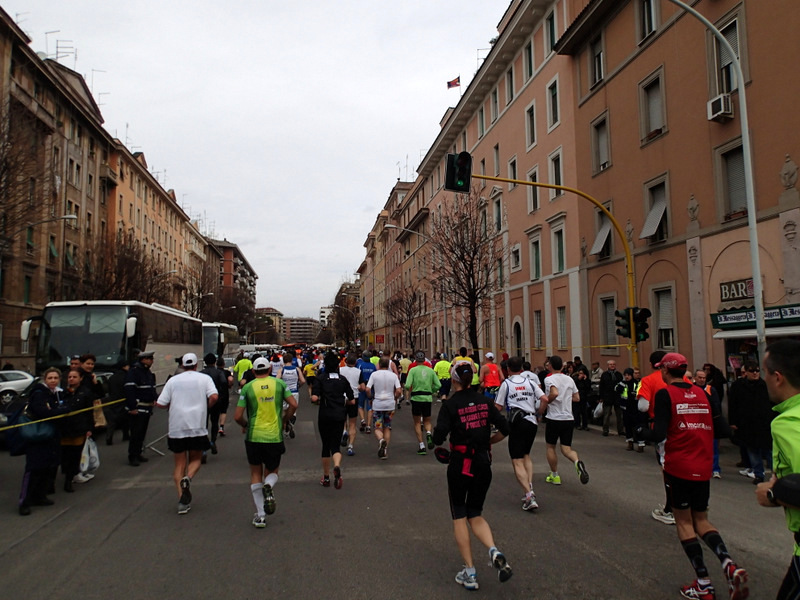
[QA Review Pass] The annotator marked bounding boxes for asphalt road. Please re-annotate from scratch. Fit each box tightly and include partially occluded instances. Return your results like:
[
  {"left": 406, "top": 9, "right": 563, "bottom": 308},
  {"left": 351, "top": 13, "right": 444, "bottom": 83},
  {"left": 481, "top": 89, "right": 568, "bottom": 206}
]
[{"left": 0, "top": 387, "right": 790, "bottom": 600}]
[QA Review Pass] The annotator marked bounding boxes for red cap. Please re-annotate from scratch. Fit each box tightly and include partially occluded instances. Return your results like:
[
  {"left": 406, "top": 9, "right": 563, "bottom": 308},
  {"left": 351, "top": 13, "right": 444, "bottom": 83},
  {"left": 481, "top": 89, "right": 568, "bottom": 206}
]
[{"left": 655, "top": 352, "right": 688, "bottom": 369}]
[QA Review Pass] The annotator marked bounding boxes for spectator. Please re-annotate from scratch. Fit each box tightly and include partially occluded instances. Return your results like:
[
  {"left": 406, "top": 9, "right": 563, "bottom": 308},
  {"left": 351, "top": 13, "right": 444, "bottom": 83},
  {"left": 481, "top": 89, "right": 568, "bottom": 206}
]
[
  {"left": 599, "top": 360, "right": 624, "bottom": 437},
  {"left": 731, "top": 360, "right": 774, "bottom": 484}
]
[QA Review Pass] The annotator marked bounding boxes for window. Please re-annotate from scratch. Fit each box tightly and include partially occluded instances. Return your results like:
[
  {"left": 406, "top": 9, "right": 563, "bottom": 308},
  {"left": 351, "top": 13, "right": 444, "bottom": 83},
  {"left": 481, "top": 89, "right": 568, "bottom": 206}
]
[
  {"left": 68, "top": 159, "right": 75, "bottom": 184},
  {"left": 716, "top": 140, "right": 747, "bottom": 219},
  {"left": 520, "top": 169, "right": 536, "bottom": 216},
  {"left": 25, "top": 227, "right": 34, "bottom": 255},
  {"left": 461, "top": 131, "right": 467, "bottom": 152},
  {"left": 549, "top": 149, "right": 563, "bottom": 199},
  {"left": 524, "top": 41, "right": 534, "bottom": 80},
  {"left": 478, "top": 107, "right": 485, "bottom": 138},
  {"left": 557, "top": 306, "right": 567, "bottom": 349},
  {"left": 480, "top": 158, "right": 487, "bottom": 189},
  {"left": 508, "top": 157, "right": 517, "bottom": 189},
  {"left": 553, "top": 227, "right": 565, "bottom": 273},
  {"left": 716, "top": 19, "right": 740, "bottom": 94},
  {"left": 514, "top": 322, "right": 523, "bottom": 357},
  {"left": 48, "top": 235, "right": 58, "bottom": 264},
  {"left": 525, "top": 101, "right": 537, "bottom": 149},
  {"left": 640, "top": 70, "right": 665, "bottom": 142},
  {"left": 590, "top": 207, "right": 613, "bottom": 259},
  {"left": 545, "top": 10, "right": 557, "bottom": 54},
  {"left": 506, "top": 67, "right": 514, "bottom": 104},
  {"left": 533, "top": 310, "right": 543, "bottom": 349},
  {"left": 590, "top": 37, "right": 604, "bottom": 85},
  {"left": 530, "top": 238, "right": 541, "bottom": 280},
  {"left": 601, "top": 298, "right": 616, "bottom": 346},
  {"left": 87, "top": 173, "right": 94, "bottom": 197},
  {"left": 640, "top": 178, "right": 669, "bottom": 243},
  {"left": 639, "top": 0, "right": 657, "bottom": 41},
  {"left": 592, "top": 114, "right": 610, "bottom": 173},
  {"left": 491, "top": 88, "right": 499, "bottom": 122},
  {"left": 547, "top": 77, "right": 560, "bottom": 129},
  {"left": 480, "top": 207, "right": 488, "bottom": 237},
  {"left": 655, "top": 288, "right": 675, "bottom": 349},
  {"left": 497, "top": 258, "right": 504, "bottom": 285},
  {"left": 86, "top": 212, "right": 93, "bottom": 237},
  {"left": 511, "top": 244, "right": 521, "bottom": 271},
  {"left": 75, "top": 164, "right": 81, "bottom": 189},
  {"left": 493, "top": 144, "right": 500, "bottom": 176},
  {"left": 23, "top": 275, "right": 32, "bottom": 304},
  {"left": 493, "top": 197, "right": 502, "bottom": 232}
]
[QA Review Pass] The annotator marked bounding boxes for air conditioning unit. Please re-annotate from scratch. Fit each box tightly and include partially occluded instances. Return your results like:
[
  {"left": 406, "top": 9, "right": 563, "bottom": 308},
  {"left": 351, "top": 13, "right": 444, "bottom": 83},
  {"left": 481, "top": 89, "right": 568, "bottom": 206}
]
[{"left": 707, "top": 93, "right": 733, "bottom": 122}]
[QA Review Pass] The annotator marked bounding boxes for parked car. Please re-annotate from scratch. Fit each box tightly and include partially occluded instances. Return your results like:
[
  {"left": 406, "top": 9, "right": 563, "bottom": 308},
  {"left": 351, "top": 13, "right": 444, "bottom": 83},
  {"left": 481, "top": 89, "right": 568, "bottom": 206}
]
[{"left": 0, "top": 370, "right": 34, "bottom": 407}]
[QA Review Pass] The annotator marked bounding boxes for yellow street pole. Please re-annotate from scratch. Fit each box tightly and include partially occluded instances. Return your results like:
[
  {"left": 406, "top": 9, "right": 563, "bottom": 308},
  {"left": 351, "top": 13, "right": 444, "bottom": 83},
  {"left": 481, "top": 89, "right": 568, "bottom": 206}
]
[{"left": 472, "top": 174, "right": 640, "bottom": 369}]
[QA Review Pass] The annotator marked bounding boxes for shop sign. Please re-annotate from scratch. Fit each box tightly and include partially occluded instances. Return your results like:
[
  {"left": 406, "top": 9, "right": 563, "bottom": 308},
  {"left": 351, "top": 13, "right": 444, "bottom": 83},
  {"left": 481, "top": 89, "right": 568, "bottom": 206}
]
[
  {"left": 719, "top": 278, "right": 754, "bottom": 302},
  {"left": 711, "top": 303, "right": 800, "bottom": 329}
]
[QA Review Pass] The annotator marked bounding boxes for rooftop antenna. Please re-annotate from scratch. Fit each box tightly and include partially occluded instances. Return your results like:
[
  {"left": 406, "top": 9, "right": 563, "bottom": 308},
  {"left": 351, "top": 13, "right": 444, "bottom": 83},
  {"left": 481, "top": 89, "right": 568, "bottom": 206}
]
[
  {"left": 477, "top": 48, "right": 490, "bottom": 74},
  {"left": 55, "top": 39, "right": 74, "bottom": 64},
  {"left": 44, "top": 30, "right": 60, "bottom": 57},
  {"left": 396, "top": 161, "right": 401, "bottom": 179},
  {"left": 97, "top": 92, "right": 110, "bottom": 106},
  {"left": 90, "top": 69, "right": 105, "bottom": 93}
]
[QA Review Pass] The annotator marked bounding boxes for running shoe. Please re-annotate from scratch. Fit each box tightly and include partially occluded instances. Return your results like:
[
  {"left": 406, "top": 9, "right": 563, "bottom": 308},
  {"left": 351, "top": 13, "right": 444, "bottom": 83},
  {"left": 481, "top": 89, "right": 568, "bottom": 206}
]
[
  {"left": 455, "top": 567, "right": 479, "bottom": 591},
  {"left": 320, "top": 475, "right": 330, "bottom": 487},
  {"left": 426, "top": 431, "right": 434, "bottom": 450},
  {"left": 210, "top": 442, "right": 218, "bottom": 455},
  {"left": 738, "top": 468, "right": 755, "bottom": 479},
  {"left": 360, "top": 419, "right": 366, "bottom": 432},
  {"left": 347, "top": 445, "right": 354, "bottom": 456},
  {"left": 200, "top": 452, "right": 207, "bottom": 464},
  {"left": 177, "top": 502, "right": 191, "bottom": 515},
  {"left": 576, "top": 460, "right": 589, "bottom": 484},
  {"left": 680, "top": 580, "right": 715, "bottom": 599},
  {"left": 288, "top": 422, "right": 296, "bottom": 439},
  {"left": 723, "top": 562, "right": 749, "bottom": 600},
  {"left": 365, "top": 426, "right": 371, "bottom": 434},
  {"left": 218, "top": 425, "right": 225, "bottom": 437},
  {"left": 651, "top": 505, "right": 676, "bottom": 525},
  {"left": 522, "top": 495, "right": 539, "bottom": 511},
  {"left": 341, "top": 431, "right": 349, "bottom": 447},
  {"left": 72, "top": 473, "right": 92, "bottom": 484},
  {"left": 252, "top": 513, "right": 266, "bottom": 528},
  {"left": 263, "top": 483, "right": 276, "bottom": 515},
  {"left": 490, "top": 548, "right": 513, "bottom": 582},
  {"left": 378, "top": 439, "right": 387, "bottom": 459},
  {"left": 333, "top": 466, "right": 342, "bottom": 490},
  {"left": 545, "top": 473, "right": 562, "bottom": 485},
  {"left": 418, "top": 444, "right": 427, "bottom": 455},
  {"left": 179, "top": 476, "right": 192, "bottom": 505},
  {"left": 712, "top": 471, "right": 722, "bottom": 479}
]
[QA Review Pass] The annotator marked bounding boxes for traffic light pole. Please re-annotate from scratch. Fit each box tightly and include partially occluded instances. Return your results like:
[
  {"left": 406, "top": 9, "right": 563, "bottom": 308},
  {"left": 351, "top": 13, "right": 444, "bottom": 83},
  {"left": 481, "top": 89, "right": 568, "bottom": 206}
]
[{"left": 472, "top": 174, "right": 640, "bottom": 370}]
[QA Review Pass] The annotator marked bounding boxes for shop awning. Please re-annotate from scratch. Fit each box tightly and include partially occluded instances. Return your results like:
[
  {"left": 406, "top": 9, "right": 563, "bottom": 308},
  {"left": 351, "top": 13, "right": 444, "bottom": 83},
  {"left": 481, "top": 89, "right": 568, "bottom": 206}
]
[{"left": 712, "top": 326, "right": 800, "bottom": 339}]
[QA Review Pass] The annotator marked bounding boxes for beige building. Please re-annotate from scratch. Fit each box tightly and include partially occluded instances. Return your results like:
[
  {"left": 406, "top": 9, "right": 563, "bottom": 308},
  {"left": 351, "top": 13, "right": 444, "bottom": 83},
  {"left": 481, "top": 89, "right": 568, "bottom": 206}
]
[{"left": 359, "top": 0, "right": 800, "bottom": 376}]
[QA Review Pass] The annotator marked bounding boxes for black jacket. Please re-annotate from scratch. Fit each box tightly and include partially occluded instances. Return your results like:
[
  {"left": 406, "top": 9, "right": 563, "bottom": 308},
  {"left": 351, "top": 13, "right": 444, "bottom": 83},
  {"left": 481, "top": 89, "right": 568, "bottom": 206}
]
[
  {"left": 600, "top": 370, "right": 623, "bottom": 404},
  {"left": 313, "top": 371, "right": 354, "bottom": 422},
  {"left": 124, "top": 362, "right": 157, "bottom": 412},
  {"left": 728, "top": 377, "right": 773, "bottom": 449}
]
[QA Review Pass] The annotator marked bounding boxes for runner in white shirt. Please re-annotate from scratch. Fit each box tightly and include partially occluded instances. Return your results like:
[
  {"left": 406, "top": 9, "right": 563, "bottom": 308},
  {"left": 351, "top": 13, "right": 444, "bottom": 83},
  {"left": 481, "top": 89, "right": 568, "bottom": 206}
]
[
  {"left": 541, "top": 355, "right": 589, "bottom": 486},
  {"left": 366, "top": 357, "right": 402, "bottom": 460},
  {"left": 495, "top": 356, "right": 546, "bottom": 511},
  {"left": 339, "top": 353, "right": 363, "bottom": 456}
]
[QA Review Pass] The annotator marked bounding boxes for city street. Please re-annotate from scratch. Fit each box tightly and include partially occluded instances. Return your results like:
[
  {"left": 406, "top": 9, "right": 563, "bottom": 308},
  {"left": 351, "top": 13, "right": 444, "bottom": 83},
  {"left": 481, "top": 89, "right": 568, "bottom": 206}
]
[{"left": 0, "top": 387, "right": 789, "bottom": 600}]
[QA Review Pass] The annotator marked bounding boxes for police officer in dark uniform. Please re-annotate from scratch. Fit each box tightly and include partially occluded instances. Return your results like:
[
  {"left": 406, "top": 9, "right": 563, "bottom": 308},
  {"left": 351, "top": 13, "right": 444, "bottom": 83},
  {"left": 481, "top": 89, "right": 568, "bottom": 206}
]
[{"left": 124, "top": 351, "right": 157, "bottom": 466}]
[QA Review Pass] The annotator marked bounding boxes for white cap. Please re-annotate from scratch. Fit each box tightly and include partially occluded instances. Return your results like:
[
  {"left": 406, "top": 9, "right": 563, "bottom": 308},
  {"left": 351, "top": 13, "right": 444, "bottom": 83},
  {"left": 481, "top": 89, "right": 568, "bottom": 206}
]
[
  {"left": 182, "top": 353, "right": 198, "bottom": 367},
  {"left": 485, "top": 352, "right": 494, "bottom": 359},
  {"left": 253, "top": 357, "right": 270, "bottom": 371}
]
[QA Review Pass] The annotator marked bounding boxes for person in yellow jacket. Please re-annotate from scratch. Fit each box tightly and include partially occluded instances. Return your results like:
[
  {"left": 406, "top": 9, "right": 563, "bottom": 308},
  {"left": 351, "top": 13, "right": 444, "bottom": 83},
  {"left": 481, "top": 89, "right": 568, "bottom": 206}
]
[{"left": 617, "top": 368, "right": 646, "bottom": 452}]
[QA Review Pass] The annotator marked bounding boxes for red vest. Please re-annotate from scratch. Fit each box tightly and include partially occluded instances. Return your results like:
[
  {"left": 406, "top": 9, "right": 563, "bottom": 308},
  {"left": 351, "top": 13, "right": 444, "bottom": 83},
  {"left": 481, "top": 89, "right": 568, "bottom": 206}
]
[
  {"left": 664, "top": 384, "right": 713, "bottom": 481},
  {"left": 483, "top": 363, "right": 501, "bottom": 387}
]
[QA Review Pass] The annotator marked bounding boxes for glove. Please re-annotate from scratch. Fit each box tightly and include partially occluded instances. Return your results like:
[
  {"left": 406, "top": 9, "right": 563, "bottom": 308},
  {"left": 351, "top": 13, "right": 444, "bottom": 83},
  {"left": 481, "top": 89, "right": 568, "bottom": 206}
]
[{"left": 434, "top": 447, "right": 451, "bottom": 465}]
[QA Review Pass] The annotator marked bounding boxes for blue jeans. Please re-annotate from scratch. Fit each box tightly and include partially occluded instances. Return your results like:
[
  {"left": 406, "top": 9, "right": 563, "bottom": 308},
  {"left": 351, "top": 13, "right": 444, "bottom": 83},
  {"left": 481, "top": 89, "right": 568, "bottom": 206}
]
[
  {"left": 746, "top": 447, "right": 772, "bottom": 480},
  {"left": 712, "top": 439, "right": 720, "bottom": 473}
]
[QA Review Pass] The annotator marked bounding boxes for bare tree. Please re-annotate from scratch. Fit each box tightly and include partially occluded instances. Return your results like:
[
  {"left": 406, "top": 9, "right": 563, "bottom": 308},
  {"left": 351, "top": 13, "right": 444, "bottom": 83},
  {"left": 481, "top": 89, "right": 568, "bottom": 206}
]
[
  {"left": 384, "top": 284, "right": 432, "bottom": 353},
  {"left": 331, "top": 290, "right": 359, "bottom": 348},
  {"left": 428, "top": 187, "right": 503, "bottom": 358},
  {"left": 182, "top": 256, "right": 219, "bottom": 320}
]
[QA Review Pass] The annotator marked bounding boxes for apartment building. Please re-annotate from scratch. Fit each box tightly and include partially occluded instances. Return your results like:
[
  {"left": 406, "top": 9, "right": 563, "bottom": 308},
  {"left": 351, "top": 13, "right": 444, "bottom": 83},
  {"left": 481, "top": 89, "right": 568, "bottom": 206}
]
[{"left": 359, "top": 0, "right": 800, "bottom": 373}]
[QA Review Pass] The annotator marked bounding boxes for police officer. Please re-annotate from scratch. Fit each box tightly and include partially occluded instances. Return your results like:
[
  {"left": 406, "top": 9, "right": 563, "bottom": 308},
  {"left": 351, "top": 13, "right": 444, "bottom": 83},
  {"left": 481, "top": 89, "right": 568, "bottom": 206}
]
[{"left": 125, "top": 351, "right": 157, "bottom": 466}]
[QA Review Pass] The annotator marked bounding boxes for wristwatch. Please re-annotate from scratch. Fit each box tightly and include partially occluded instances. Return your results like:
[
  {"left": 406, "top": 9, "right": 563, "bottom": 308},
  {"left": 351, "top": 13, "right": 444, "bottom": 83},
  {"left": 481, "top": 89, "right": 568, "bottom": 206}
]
[{"left": 767, "top": 487, "right": 780, "bottom": 506}]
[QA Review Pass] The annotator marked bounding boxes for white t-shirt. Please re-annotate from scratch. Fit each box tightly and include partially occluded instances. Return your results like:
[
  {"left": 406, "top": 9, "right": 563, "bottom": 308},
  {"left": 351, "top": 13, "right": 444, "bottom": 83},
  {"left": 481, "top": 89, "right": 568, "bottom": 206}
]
[
  {"left": 543, "top": 372, "right": 578, "bottom": 421},
  {"left": 157, "top": 370, "right": 218, "bottom": 438},
  {"left": 496, "top": 374, "right": 545, "bottom": 425},
  {"left": 521, "top": 370, "right": 541, "bottom": 387},
  {"left": 340, "top": 365, "right": 362, "bottom": 396},
  {"left": 366, "top": 369, "right": 401, "bottom": 412}
]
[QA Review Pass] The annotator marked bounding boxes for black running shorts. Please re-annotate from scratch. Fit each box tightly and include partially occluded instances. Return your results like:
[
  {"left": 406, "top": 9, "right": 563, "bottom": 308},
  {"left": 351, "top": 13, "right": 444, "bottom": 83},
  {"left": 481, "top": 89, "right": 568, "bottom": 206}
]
[
  {"left": 447, "top": 458, "right": 492, "bottom": 520},
  {"left": 245, "top": 440, "right": 286, "bottom": 470},
  {"left": 663, "top": 470, "right": 710, "bottom": 512},
  {"left": 411, "top": 401, "right": 432, "bottom": 418},
  {"left": 508, "top": 418, "right": 538, "bottom": 459},
  {"left": 167, "top": 435, "right": 211, "bottom": 453},
  {"left": 544, "top": 419, "right": 574, "bottom": 446}
]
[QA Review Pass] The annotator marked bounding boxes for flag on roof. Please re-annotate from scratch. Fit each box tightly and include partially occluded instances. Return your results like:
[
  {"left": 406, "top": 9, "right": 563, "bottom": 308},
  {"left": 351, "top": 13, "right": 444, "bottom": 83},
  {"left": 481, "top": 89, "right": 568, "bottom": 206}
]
[{"left": 447, "top": 76, "right": 460, "bottom": 89}]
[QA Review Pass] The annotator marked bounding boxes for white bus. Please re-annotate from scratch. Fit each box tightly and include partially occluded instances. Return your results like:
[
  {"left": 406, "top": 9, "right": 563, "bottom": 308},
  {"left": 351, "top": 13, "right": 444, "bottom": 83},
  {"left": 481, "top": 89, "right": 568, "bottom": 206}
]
[
  {"left": 202, "top": 322, "right": 239, "bottom": 361},
  {"left": 21, "top": 301, "right": 202, "bottom": 385}
]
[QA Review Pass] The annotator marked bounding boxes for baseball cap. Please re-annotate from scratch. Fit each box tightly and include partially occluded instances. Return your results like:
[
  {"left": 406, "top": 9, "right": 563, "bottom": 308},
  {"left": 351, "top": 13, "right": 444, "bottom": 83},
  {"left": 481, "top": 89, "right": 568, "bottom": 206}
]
[
  {"left": 138, "top": 351, "right": 154, "bottom": 359},
  {"left": 485, "top": 352, "right": 494, "bottom": 359},
  {"left": 253, "top": 357, "right": 270, "bottom": 372},
  {"left": 182, "top": 353, "right": 198, "bottom": 367},
  {"left": 415, "top": 351, "right": 425, "bottom": 361},
  {"left": 654, "top": 352, "right": 688, "bottom": 369}
]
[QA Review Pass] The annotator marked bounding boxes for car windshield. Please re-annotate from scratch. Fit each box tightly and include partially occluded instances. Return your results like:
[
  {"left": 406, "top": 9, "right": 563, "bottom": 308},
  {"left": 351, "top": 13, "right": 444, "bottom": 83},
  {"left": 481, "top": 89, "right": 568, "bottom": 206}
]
[{"left": 38, "top": 305, "right": 128, "bottom": 370}]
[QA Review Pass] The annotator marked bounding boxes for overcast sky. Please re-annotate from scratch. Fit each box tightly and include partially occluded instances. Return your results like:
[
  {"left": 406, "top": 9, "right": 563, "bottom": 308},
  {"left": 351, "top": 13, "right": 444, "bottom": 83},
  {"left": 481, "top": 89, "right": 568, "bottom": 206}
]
[{"left": 6, "top": 1, "right": 511, "bottom": 318}]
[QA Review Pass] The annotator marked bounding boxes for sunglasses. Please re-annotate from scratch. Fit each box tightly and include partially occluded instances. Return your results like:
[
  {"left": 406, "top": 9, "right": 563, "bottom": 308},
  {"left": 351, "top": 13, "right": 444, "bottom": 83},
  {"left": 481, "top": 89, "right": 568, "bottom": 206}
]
[{"left": 746, "top": 368, "right": 760, "bottom": 373}]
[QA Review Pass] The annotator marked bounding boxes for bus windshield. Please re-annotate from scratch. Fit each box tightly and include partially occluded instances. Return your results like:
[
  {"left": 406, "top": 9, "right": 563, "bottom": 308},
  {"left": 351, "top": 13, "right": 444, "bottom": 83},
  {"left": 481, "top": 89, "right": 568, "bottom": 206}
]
[{"left": 38, "top": 305, "right": 128, "bottom": 370}]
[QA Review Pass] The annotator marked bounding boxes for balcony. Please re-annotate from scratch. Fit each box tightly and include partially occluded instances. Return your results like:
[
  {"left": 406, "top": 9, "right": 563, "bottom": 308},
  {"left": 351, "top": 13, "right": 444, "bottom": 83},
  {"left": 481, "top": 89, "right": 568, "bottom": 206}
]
[{"left": 99, "top": 163, "right": 118, "bottom": 187}]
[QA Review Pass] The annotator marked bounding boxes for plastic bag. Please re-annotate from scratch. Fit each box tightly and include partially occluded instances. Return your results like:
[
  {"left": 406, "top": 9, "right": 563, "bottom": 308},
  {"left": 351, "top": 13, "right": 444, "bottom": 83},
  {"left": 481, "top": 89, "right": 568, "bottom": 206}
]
[
  {"left": 93, "top": 399, "right": 108, "bottom": 428},
  {"left": 80, "top": 437, "right": 100, "bottom": 474},
  {"left": 593, "top": 402, "right": 604, "bottom": 420}
]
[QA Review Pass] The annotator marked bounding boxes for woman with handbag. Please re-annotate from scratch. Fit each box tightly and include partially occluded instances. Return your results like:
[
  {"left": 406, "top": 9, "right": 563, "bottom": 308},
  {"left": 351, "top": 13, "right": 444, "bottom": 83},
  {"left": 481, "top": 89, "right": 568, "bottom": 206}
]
[
  {"left": 18, "top": 367, "right": 70, "bottom": 516},
  {"left": 60, "top": 368, "right": 94, "bottom": 492}
]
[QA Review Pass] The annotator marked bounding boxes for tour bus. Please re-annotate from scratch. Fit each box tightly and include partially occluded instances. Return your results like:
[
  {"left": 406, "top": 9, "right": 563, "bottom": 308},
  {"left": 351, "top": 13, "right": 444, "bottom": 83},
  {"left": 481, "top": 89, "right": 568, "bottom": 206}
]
[
  {"left": 202, "top": 322, "right": 240, "bottom": 361},
  {"left": 21, "top": 300, "right": 203, "bottom": 385}
]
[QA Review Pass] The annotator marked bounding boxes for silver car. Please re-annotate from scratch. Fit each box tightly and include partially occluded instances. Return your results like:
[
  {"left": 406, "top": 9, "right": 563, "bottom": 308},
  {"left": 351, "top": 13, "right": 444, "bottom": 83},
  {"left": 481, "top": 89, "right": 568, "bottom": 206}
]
[{"left": 0, "top": 370, "right": 34, "bottom": 406}]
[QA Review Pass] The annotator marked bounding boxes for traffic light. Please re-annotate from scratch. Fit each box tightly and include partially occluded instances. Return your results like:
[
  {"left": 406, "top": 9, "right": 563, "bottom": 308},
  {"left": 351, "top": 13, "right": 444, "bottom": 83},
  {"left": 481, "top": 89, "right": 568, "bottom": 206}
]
[
  {"left": 634, "top": 307, "right": 652, "bottom": 342},
  {"left": 445, "top": 151, "right": 472, "bottom": 193},
  {"left": 615, "top": 307, "right": 632, "bottom": 338}
]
